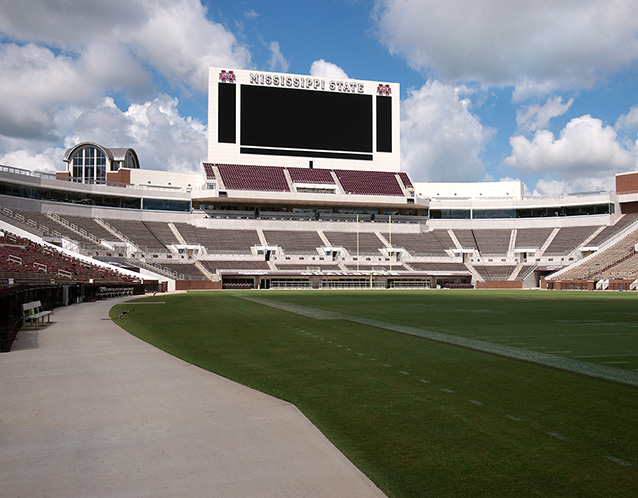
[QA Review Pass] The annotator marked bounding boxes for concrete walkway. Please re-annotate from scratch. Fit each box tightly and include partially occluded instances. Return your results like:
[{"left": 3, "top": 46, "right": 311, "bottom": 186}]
[{"left": 0, "top": 297, "right": 386, "bottom": 498}]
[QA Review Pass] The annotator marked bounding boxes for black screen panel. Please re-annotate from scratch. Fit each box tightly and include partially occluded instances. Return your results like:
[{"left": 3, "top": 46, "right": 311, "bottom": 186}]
[
  {"left": 218, "top": 83, "right": 236, "bottom": 143},
  {"left": 240, "top": 85, "right": 372, "bottom": 153},
  {"left": 376, "top": 96, "right": 392, "bottom": 153}
]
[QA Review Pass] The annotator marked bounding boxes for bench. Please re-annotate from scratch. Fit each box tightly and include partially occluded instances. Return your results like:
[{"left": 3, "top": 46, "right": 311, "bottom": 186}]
[{"left": 22, "top": 300, "right": 53, "bottom": 329}]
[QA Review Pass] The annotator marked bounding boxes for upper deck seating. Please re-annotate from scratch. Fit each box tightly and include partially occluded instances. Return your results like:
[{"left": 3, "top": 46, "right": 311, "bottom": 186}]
[
  {"left": 54, "top": 214, "right": 117, "bottom": 242},
  {"left": 288, "top": 167, "right": 335, "bottom": 185},
  {"left": 473, "top": 229, "right": 511, "bottom": 255},
  {"left": 587, "top": 213, "right": 638, "bottom": 247},
  {"left": 334, "top": 169, "right": 404, "bottom": 196},
  {"left": 323, "top": 231, "right": 383, "bottom": 255},
  {"left": 189, "top": 228, "right": 260, "bottom": 254},
  {"left": 262, "top": 230, "right": 323, "bottom": 254},
  {"left": 144, "top": 221, "right": 180, "bottom": 247},
  {"left": 515, "top": 228, "right": 553, "bottom": 250},
  {"left": 452, "top": 230, "right": 478, "bottom": 250},
  {"left": 544, "top": 226, "right": 599, "bottom": 255},
  {"left": 385, "top": 232, "right": 450, "bottom": 257},
  {"left": 215, "top": 164, "right": 290, "bottom": 192},
  {"left": 398, "top": 172, "right": 414, "bottom": 190},
  {"left": 102, "top": 219, "right": 168, "bottom": 251}
]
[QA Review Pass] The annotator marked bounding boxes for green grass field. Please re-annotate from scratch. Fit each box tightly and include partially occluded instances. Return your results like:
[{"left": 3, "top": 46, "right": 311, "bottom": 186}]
[{"left": 111, "top": 290, "right": 638, "bottom": 497}]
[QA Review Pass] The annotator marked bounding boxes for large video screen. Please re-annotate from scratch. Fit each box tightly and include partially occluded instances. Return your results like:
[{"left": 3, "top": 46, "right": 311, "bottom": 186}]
[{"left": 240, "top": 85, "right": 373, "bottom": 155}]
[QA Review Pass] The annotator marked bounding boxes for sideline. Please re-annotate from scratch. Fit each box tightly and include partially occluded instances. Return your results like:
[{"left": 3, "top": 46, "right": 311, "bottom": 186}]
[
  {"left": 239, "top": 294, "right": 638, "bottom": 387},
  {"left": 0, "top": 296, "right": 386, "bottom": 498}
]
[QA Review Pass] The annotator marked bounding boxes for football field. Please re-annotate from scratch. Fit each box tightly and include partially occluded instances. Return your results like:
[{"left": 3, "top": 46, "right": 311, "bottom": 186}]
[{"left": 112, "top": 290, "right": 638, "bottom": 497}]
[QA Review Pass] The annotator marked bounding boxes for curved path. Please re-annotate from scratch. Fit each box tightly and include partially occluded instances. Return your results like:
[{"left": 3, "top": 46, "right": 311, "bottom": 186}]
[{"left": 0, "top": 296, "right": 385, "bottom": 498}]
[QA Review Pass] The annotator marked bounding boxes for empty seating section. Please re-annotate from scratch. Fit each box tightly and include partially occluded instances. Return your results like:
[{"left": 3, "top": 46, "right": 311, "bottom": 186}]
[
  {"left": 587, "top": 213, "right": 638, "bottom": 246},
  {"left": 386, "top": 232, "right": 449, "bottom": 256},
  {"left": 216, "top": 164, "right": 289, "bottom": 192},
  {"left": 203, "top": 163, "right": 414, "bottom": 196},
  {"left": 172, "top": 222, "right": 199, "bottom": 244},
  {"left": 186, "top": 228, "right": 260, "bottom": 254},
  {"left": 275, "top": 263, "right": 341, "bottom": 271},
  {"left": 407, "top": 262, "right": 468, "bottom": 272},
  {"left": 54, "top": 214, "right": 116, "bottom": 241},
  {"left": 203, "top": 163, "right": 215, "bottom": 179},
  {"left": 323, "top": 232, "right": 382, "bottom": 255},
  {"left": 0, "top": 231, "right": 135, "bottom": 285},
  {"left": 544, "top": 226, "right": 599, "bottom": 255},
  {"left": 514, "top": 265, "right": 536, "bottom": 280},
  {"left": 473, "top": 230, "right": 511, "bottom": 255},
  {"left": 262, "top": 230, "right": 323, "bottom": 254},
  {"left": 344, "top": 262, "right": 408, "bottom": 271},
  {"left": 398, "top": 172, "right": 414, "bottom": 189},
  {"left": 473, "top": 265, "right": 516, "bottom": 281},
  {"left": 6, "top": 208, "right": 81, "bottom": 241},
  {"left": 288, "top": 167, "right": 335, "bottom": 184},
  {"left": 558, "top": 225, "right": 638, "bottom": 280},
  {"left": 102, "top": 219, "right": 169, "bottom": 251},
  {"left": 144, "top": 222, "right": 180, "bottom": 247},
  {"left": 515, "top": 228, "right": 553, "bottom": 249},
  {"left": 334, "top": 170, "right": 404, "bottom": 196},
  {"left": 200, "top": 260, "right": 270, "bottom": 272},
  {"left": 452, "top": 230, "right": 477, "bottom": 250},
  {"left": 161, "top": 263, "right": 207, "bottom": 279},
  {"left": 451, "top": 229, "right": 511, "bottom": 255}
]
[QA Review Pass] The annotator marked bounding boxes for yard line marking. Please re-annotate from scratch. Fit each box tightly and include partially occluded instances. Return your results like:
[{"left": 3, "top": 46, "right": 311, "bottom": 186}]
[
  {"left": 383, "top": 364, "right": 392, "bottom": 368},
  {"left": 238, "top": 296, "right": 638, "bottom": 387},
  {"left": 574, "top": 354, "right": 638, "bottom": 358},
  {"left": 399, "top": 371, "right": 410, "bottom": 375},
  {"left": 440, "top": 388, "right": 454, "bottom": 393},
  {"left": 548, "top": 351, "right": 572, "bottom": 354},
  {"left": 605, "top": 456, "right": 632, "bottom": 467},
  {"left": 419, "top": 379, "right": 431, "bottom": 383},
  {"left": 601, "top": 361, "right": 629, "bottom": 365},
  {"left": 505, "top": 415, "right": 521, "bottom": 421},
  {"left": 469, "top": 400, "right": 484, "bottom": 406},
  {"left": 546, "top": 432, "right": 568, "bottom": 441}
]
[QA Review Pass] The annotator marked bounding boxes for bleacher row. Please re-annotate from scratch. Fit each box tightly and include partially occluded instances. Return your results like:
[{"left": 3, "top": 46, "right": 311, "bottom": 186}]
[
  {"left": 205, "top": 163, "right": 414, "bottom": 197},
  {"left": 0, "top": 230, "right": 138, "bottom": 287},
  {"left": 3, "top": 205, "right": 638, "bottom": 283}
]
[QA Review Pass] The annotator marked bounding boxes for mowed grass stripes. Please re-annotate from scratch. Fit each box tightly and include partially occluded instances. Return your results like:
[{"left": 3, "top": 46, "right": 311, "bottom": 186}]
[{"left": 111, "top": 290, "right": 638, "bottom": 498}]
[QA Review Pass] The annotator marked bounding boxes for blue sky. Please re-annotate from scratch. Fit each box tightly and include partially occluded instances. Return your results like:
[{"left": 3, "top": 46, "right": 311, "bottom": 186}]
[{"left": 1, "top": 0, "right": 638, "bottom": 195}]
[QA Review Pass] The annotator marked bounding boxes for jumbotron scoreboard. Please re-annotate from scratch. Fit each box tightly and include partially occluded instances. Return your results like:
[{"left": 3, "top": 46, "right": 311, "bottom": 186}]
[{"left": 208, "top": 67, "right": 400, "bottom": 172}]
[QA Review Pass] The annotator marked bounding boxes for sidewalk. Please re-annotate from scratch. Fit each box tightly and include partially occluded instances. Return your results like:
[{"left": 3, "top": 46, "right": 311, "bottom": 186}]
[{"left": 0, "top": 296, "right": 386, "bottom": 497}]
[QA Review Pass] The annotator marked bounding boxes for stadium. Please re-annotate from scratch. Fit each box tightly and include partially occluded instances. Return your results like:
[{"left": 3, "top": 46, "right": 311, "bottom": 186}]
[
  {"left": 1, "top": 68, "right": 638, "bottom": 303},
  {"left": 2, "top": 67, "right": 638, "bottom": 497}
]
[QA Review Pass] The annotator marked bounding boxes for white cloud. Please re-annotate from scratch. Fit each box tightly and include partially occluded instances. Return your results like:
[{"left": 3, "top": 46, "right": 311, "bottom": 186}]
[
  {"left": 131, "top": 0, "right": 251, "bottom": 92},
  {"left": 267, "top": 41, "right": 289, "bottom": 73},
  {"left": 505, "top": 115, "right": 635, "bottom": 179},
  {"left": 310, "top": 59, "right": 349, "bottom": 79},
  {"left": 0, "top": 0, "right": 250, "bottom": 142},
  {"left": 516, "top": 96, "right": 574, "bottom": 134},
  {"left": 374, "top": 0, "right": 638, "bottom": 97},
  {"left": 400, "top": 80, "right": 493, "bottom": 181},
  {"left": 0, "top": 147, "right": 64, "bottom": 174},
  {"left": 615, "top": 106, "right": 638, "bottom": 132},
  {"left": 0, "top": 95, "right": 207, "bottom": 174},
  {"left": 532, "top": 177, "right": 613, "bottom": 196}
]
